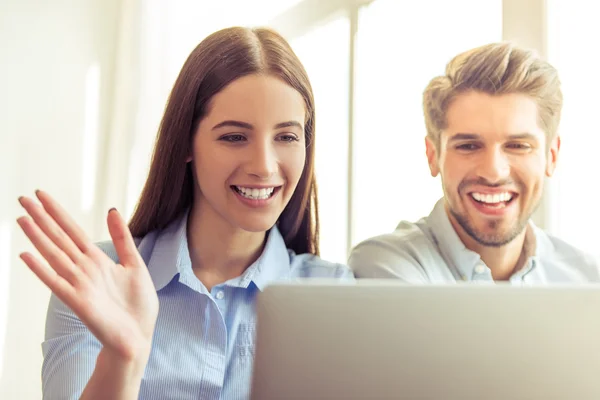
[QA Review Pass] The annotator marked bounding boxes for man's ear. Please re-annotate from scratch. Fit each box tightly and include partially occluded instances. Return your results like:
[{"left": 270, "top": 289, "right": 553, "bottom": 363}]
[
  {"left": 545, "top": 135, "right": 560, "bottom": 177},
  {"left": 425, "top": 136, "right": 440, "bottom": 177}
]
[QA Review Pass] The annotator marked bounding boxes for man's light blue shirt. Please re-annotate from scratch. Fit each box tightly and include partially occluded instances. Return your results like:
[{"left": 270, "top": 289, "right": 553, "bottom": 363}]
[
  {"left": 349, "top": 198, "right": 600, "bottom": 283},
  {"left": 42, "top": 212, "right": 353, "bottom": 399}
]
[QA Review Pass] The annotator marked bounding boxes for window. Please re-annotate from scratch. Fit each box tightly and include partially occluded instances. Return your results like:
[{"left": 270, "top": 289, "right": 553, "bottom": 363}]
[
  {"left": 546, "top": 0, "right": 600, "bottom": 256},
  {"left": 351, "top": 0, "right": 503, "bottom": 245},
  {"left": 290, "top": 16, "right": 351, "bottom": 263}
]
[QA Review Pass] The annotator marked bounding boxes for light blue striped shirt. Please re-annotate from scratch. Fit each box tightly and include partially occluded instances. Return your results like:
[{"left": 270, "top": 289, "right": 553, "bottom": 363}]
[
  {"left": 349, "top": 198, "right": 600, "bottom": 283},
  {"left": 42, "top": 212, "right": 353, "bottom": 399}
]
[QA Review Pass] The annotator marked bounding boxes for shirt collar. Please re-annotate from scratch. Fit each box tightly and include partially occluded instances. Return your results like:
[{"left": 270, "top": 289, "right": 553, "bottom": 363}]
[
  {"left": 426, "top": 198, "right": 538, "bottom": 281},
  {"left": 144, "top": 210, "right": 192, "bottom": 291},
  {"left": 142, "top": 211, "right": 291, "bottom": 292},
  {"left": 230, "top": 225, "right": 292, "bottom": 291}
]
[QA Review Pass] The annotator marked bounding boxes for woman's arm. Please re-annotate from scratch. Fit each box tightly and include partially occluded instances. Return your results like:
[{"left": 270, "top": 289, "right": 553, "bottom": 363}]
[{"left": 17, "top": 190, "right": 159, "bottom": 399}]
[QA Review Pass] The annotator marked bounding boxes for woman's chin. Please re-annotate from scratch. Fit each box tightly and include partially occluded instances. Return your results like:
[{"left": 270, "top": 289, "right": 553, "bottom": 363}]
[{"left": 235, "top": 217, "right": 278, "bottom": 234}]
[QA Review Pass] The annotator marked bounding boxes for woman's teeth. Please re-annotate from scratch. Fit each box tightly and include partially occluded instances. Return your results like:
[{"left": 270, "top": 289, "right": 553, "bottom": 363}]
[{"left": 235, "top": 186, "right": 275, "bottom": 200}]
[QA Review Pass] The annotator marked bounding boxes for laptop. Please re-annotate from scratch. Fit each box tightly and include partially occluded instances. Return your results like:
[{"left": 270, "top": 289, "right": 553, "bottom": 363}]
[{"left": 250, "top": 280, "right": 600, "bottom": 399}]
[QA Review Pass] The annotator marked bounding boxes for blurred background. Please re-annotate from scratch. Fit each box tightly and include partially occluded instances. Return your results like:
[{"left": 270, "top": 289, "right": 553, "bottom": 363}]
[{"left": 1, "top": 0, "right": 598, "bottom": 397}]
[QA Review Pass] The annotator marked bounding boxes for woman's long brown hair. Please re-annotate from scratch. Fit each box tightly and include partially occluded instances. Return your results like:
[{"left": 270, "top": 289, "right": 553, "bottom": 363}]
[{"left": 128, "top": 27, "right": 319, "bottom": 255}]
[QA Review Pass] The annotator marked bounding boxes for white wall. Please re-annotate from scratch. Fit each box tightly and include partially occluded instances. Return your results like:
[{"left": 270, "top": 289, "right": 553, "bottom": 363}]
[{"left": 0, "top": 0, "right": 120, "bottom": 398}]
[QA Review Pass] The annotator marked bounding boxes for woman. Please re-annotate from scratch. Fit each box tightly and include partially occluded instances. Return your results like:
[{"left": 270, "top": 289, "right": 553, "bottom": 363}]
[{"left": 17, "top": 26, "right": 353, "bottom": 399}]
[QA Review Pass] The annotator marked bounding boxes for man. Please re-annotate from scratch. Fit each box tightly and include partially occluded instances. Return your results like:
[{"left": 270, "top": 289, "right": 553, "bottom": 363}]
[{"left": 349, "top": 42, "right": 599, "bottom": 283}]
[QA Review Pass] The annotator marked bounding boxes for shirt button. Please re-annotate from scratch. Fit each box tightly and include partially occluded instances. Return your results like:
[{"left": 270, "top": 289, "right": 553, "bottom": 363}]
[
  {"left": 215, "top": 290, "right": 225, "bottom": 300},
  {"left": 474, "top": 264, "right": 486, "bottom": 275}
]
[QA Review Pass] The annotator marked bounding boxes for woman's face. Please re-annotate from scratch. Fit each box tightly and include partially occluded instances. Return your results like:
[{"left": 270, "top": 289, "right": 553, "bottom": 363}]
[{"left": 189, "top": 74, "right": 307, "bottom": 233}]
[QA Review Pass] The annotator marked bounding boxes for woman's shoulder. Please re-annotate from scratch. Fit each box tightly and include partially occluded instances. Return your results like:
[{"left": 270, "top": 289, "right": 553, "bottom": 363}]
[
  {"left": 288, "top": 251, "right": 355, "bottom": 280},
  {"left": 95, "top": 232, "right": 155, "bottom": 264}
]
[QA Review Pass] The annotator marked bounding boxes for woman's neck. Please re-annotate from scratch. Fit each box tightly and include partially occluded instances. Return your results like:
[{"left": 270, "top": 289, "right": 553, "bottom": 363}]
[{"left": 186, "top": 201, "right": 267, "bottom": 291}]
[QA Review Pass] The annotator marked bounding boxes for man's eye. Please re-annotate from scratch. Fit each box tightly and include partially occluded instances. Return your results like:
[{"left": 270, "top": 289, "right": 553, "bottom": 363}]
[{"left": 456, "top": 143, "right": 479, "bottom": 150}]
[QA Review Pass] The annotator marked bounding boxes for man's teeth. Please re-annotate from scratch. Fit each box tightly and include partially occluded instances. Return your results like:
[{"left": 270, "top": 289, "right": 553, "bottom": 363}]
[
  {"left": 236, "top": 186, "right": 275, "bottom": 200},
  {"left": 471, "top": 192, "right": 513, "bottom": 204}
]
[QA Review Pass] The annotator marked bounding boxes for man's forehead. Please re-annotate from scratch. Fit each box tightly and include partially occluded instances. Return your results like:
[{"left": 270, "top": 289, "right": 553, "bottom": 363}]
[{"left": 445, "top": 91, "right": 543, "bottom": 137}]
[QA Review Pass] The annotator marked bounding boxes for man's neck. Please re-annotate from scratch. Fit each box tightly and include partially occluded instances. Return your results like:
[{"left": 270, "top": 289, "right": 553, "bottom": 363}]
[
  {"left": 447, "top": 212, "right": 530, "bottom": 281},
  {"left": 472, "top": 234, "right": 527, "bottom": 280}
]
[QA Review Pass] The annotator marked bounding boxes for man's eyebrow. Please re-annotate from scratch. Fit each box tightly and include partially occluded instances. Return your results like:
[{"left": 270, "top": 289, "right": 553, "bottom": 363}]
[
  {"left": 447, "top": 133, "right": 481, "bottom": 142},
  {"left": 506, "top": 133, "right": 539, "bottom": 141},
  {"left": 447, "top": 133, "right": 540, "bottom": 142}
]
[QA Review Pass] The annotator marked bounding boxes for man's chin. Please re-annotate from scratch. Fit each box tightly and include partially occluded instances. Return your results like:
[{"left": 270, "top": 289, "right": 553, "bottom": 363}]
[
  {"left": 471, "top": 232, "right": 514, "bottom": 247},
  {"left": 459, "top": 216, "right": 518, "bottom": 246},
  {"left": 468, "top": 221, "right": 527, "bottom": 247}
]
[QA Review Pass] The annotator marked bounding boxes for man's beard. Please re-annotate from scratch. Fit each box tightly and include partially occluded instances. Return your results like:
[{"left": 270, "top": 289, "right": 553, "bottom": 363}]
[{"left": 448, "top": 177, "right": 537, "bottom": 247}]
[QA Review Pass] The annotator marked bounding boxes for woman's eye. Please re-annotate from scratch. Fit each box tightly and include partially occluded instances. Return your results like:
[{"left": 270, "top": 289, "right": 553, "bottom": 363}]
[
  {"left": 278, "top": 134, "right": 299, "bottom": 143},
  {"left": 220, "top": 134, "right": 246, "bottom": 142}
]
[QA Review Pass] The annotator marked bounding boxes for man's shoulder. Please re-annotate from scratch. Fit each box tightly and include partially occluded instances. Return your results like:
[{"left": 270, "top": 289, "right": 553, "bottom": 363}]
[
  {"left": 348, "top": 217, "right": 442, "bottom": 281},
  {"left": 537, "top": 229, "right": 600, "bottom": 280},
  {"left": 354, "top": 219, "right": 434, "bottom": 255}
]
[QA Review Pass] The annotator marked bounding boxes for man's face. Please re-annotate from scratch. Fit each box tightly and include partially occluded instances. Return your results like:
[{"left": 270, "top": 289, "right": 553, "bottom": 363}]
[{"left": 426, "top": 91, "right": 560, "bottom": 247}]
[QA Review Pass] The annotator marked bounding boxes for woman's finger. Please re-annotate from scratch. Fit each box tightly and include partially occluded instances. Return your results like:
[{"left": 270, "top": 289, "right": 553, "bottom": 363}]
[
  {"left": 19, "top": 196, "right": 84, "bottom": 265},
  {"left": 35, "top": 190, "right": 93, "bottom": 255},
  {"left": 17, "top": 216, "right": 83, "bottom": 286},
  {"left": 19, "top": 252, "right": 78, "bottom": 306},
  {"left": 107, "top": 208, "right": 142, "bottom": 268}
]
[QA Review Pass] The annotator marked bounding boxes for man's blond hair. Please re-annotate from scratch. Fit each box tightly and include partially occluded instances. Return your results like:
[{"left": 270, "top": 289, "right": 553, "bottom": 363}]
[{"left": 423, "top": 42, "right": 562, "bottom": 149}]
